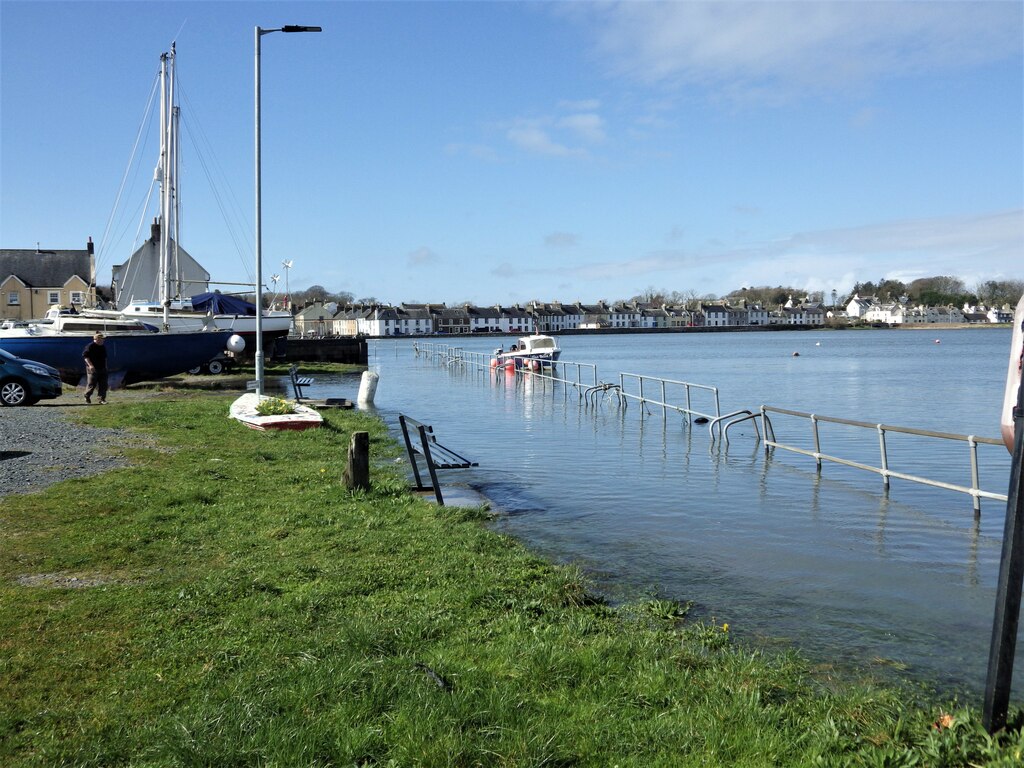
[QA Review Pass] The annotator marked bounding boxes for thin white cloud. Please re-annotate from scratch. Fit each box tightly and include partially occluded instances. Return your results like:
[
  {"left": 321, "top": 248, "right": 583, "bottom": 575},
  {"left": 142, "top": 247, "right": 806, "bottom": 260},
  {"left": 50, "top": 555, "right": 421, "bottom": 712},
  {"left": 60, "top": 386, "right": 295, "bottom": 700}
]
[
  {"left": 558, "top": 113, "right": 606, "bottom": 143},
  {"left": 407, "top": 246, "right": 440, "bottom": 267},
  {"left": 571, "top": 1, "right": 1022, "bottom": 100},
  {"left": 507, "top": 123, "right": 581, "bottom": 157},
  {"left": 444, "top": 142, "right": 501, "bottom": 161},
  {"left": 545, "top": 232, "right": 579, "bottom": 248},
  {"left": 559, "top": 98, "right": 601, "bottom": 111},
  {"left": 506, "top": 209, "right": 1024, "bottom": 294}
]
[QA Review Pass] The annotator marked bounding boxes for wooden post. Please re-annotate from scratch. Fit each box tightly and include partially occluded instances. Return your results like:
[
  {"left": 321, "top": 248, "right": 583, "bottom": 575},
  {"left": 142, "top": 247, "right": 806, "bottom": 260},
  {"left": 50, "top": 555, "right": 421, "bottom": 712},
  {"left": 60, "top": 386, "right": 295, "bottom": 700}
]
[
  {"left": 983, "top": 377, "right": 1024, "bottom": 732},
  {"left": 344, "top": 431, "right": 370, "bottom": 492}
]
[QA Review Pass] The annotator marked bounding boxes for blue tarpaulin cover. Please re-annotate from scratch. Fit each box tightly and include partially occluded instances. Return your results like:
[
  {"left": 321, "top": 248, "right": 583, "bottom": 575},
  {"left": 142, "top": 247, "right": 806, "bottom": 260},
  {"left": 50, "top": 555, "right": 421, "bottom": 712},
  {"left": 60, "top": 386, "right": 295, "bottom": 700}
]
[{"left": 190, "top": 292, "right": 257, "bottom": 316}]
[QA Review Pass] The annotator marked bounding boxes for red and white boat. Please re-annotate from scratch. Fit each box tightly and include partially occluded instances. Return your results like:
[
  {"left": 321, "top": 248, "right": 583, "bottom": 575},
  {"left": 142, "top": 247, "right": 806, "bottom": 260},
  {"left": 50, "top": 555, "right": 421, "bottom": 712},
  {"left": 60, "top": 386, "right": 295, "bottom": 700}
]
[{"left": 490, "top": 334, "right": 561, "bottom": 371}]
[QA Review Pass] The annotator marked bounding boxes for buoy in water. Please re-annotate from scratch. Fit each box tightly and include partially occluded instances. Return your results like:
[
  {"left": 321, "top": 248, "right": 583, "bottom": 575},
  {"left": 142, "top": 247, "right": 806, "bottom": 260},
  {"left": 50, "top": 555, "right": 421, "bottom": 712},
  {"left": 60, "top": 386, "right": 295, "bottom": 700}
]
[
  {"left": 792, "top": 352, "right": 800, "bottom": 357},
  {"left": 815, "top": 342, "right": 821, "bottom": 346},
  {"left": 934, "top": 339, "right": 941, "bottom": 344},
  {"left": 530, "top": 360, "right": 540, "bottom": 372}
]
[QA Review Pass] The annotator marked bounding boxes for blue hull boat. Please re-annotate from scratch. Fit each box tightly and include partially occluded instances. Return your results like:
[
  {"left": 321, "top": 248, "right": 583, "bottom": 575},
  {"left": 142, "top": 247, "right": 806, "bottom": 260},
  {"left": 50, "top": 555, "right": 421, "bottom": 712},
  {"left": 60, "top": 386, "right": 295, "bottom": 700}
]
[{"left": 0, "top": 330, "right": 236, "bottom": 386}]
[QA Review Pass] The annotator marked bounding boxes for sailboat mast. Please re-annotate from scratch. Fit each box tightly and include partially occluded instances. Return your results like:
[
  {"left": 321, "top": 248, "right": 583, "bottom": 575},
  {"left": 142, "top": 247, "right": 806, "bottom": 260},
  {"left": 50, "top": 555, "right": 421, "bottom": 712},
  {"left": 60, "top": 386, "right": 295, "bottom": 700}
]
[
  {"left": 172, "top": 101, "right": 181, "bottom": 302},
  {"left": 160, "top": 45, "right": 176, "bottom": 330},
  {"left": 158, "top": 49, "right": 168, "bottom": 327}
]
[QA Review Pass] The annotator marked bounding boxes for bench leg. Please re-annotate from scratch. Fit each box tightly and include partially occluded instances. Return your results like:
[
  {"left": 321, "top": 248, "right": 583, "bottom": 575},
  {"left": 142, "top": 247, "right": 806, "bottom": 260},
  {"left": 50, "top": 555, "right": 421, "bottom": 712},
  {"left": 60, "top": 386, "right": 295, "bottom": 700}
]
[
  {"left": 399, "top": 416, "right": 428, "bottom": 492},
  {"left": 418, "top": 426, "right": 446, "bottom": 506}
]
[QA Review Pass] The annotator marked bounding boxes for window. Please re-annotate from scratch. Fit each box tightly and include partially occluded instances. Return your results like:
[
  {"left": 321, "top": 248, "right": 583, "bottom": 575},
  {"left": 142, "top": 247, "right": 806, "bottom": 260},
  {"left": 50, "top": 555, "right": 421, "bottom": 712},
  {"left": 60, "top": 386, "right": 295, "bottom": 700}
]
[
  {"left": 48, "top": 291, "right": 60, "bottom": 305},
  {"left": 6, "top": 292, "right": 19, "bottom": 305},
  {"left": 71, "top": 291, "right": 83, "bottom": 305}
]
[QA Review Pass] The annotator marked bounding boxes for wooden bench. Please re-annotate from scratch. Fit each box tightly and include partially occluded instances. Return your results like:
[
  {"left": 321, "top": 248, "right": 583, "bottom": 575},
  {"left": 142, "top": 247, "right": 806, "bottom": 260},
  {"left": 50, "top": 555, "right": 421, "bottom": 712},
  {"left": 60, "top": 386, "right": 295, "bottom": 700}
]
[
  {"left": 284, "top": 365, "right": 354, "bottom": 410},
  {"left": 398, "top": 414, "right": 477, "bottom": 506},
  {"left": 288, "top": 365, "right": 315, "bottom": 402}
]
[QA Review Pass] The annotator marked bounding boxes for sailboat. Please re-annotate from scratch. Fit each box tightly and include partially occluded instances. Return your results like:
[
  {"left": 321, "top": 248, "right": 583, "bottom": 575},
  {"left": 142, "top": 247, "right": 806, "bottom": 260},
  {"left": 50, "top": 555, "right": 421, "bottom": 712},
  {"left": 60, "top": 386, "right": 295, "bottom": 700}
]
[
  {"left": 0, "top": 45, "right": 240, "bottom": 386},
  {"left": 85, "top": 44, "right": 291, "bottom": 347}
]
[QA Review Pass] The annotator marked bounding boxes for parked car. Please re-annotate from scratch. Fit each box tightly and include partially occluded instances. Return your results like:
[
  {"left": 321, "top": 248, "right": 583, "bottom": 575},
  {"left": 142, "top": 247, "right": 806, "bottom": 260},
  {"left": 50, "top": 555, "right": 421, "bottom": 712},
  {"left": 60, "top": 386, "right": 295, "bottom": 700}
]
[{"left": 0, "top": 348, "right": 63, "bottom": 406}]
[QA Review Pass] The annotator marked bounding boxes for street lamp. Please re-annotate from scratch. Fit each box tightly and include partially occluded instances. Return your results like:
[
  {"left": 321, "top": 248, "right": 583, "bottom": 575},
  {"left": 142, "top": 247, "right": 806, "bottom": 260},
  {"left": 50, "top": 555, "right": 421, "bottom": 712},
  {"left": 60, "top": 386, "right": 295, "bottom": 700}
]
[{"left": 255, "top": 24, "right": 321, "bottom": 396}]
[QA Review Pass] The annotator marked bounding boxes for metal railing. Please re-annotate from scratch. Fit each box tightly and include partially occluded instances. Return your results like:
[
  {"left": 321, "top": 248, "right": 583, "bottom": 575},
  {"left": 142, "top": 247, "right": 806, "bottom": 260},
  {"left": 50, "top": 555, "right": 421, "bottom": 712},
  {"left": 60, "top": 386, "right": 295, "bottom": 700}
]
[
  {"left": 617, "top": 373, "right": 722, "bottom": 425},
  {"left": 760, "top": 405, "right": 1008, "bottom": 514},
  {"left": 411, "top": 343, "right": 1008, "bottom": 512}
]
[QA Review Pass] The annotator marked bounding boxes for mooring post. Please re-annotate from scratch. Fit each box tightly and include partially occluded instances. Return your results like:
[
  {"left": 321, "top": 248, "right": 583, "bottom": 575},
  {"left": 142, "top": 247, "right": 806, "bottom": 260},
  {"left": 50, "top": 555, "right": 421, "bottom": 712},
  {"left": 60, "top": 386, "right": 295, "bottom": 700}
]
[
  {"left": 983, "top": 351, "right": 1024, "bottom": 732},
  {"left": 344, "top": 431, "right": 370, "bottom": 492}
]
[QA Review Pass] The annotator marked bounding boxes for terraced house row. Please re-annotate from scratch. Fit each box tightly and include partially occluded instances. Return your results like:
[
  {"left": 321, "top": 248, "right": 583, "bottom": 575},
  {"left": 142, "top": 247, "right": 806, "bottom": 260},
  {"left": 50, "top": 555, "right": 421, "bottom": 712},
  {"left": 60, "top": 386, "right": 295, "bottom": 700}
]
[{"left": 291, "top": 299, "right": 833, "bottom": 338}]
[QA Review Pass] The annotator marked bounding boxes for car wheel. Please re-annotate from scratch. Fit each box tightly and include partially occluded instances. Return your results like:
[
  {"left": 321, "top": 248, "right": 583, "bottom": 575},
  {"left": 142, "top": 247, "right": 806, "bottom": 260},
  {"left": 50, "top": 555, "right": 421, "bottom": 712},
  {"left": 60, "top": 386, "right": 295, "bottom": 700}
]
[
  {"left": 187, "top": 366, "right": 203, "bottom": 375},
  {"left": 207, "top": 360, "right": 224, "bottom": 375},
  {"left": 0, "top": 378, "right": 30, "bottom": 406}
]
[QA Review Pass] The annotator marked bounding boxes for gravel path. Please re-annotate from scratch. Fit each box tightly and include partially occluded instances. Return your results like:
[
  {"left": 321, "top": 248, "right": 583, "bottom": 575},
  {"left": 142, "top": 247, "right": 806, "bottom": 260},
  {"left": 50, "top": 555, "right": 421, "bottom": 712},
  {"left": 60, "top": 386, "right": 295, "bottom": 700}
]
[{"left": 0, "top": 393, "right": 144, "bottom": 498}]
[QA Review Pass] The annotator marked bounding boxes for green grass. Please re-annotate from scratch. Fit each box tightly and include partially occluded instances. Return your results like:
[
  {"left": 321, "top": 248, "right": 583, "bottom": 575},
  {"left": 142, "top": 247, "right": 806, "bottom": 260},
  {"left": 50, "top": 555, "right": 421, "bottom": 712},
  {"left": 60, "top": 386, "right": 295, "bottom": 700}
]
[{"left": 1, "top": 394, "right": 1022, "bottom": 766}]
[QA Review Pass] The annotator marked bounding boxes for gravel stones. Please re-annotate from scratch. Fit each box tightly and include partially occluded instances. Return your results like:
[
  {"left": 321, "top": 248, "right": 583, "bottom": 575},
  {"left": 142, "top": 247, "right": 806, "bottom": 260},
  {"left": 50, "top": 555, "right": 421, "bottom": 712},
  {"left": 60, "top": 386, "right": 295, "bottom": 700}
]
[{"left": 0, "top": 397, "right": 137, "bottom": 498}]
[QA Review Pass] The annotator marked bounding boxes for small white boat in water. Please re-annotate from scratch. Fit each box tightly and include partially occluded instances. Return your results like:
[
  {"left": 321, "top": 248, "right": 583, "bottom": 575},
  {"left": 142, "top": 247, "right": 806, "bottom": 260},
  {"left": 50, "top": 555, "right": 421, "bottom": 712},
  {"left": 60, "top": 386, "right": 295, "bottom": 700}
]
[
  {"left": 491, "top": 334, "right": 561, "bottom": 371},
  {"left": 229, "top": 393, "right": 323, "bottom": 431}
]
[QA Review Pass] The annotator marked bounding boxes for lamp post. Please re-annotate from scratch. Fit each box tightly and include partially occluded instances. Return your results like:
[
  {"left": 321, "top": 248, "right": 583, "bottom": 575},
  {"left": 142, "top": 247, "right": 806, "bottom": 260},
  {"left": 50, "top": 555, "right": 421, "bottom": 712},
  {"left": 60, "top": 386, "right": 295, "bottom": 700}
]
[{"left": 255, "top": 24, "right": 321, "bottom": 396}]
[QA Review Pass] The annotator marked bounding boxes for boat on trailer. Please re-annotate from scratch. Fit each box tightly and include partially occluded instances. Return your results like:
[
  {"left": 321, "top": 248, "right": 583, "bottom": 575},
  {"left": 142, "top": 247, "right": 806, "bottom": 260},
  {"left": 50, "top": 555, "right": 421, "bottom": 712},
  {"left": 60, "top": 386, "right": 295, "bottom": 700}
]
[
  {"left": 0, "top": 328, "right": 238, "bottom": 386},
  {"left": 491, "top": 334, "right": 561, "bottom": 371}
]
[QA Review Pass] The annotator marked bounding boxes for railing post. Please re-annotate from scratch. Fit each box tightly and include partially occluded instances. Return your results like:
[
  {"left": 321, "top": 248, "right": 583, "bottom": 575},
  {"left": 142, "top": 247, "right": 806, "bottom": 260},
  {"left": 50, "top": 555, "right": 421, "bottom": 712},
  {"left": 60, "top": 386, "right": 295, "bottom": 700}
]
[
  {"left": 878, "top": 424, "right": 890, "bottom": 490},
  {"left": 969, "top": 435, "right": 982, "bottom": 516},
  {"left": 811, "top": 414, "right": 822, "bottom": 471},
  {"left": 661, "top": 379, "right": 667, "bottom": 417}
]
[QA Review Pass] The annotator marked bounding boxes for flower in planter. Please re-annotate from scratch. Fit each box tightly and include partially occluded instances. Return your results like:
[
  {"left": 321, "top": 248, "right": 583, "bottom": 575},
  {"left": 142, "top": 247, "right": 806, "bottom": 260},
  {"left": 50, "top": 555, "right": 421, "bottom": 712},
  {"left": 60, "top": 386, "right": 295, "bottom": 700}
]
[{"left": 255, "top": 397, "right": 297, "bottom": 416}]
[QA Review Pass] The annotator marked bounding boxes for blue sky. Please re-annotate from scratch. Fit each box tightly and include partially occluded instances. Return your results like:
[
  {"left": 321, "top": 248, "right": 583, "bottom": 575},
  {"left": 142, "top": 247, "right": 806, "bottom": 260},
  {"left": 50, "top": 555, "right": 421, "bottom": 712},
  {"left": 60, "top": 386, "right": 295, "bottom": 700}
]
[{"left": 1, "top": 1, "right": 1021, "bottom": 306}]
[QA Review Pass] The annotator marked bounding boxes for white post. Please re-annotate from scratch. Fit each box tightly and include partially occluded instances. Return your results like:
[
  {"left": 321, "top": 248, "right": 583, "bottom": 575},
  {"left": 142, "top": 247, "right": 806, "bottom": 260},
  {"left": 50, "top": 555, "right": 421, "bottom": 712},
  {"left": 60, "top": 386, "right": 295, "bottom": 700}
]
[{"left": 254, "top": 26, "right": 264, "bottom": 396}]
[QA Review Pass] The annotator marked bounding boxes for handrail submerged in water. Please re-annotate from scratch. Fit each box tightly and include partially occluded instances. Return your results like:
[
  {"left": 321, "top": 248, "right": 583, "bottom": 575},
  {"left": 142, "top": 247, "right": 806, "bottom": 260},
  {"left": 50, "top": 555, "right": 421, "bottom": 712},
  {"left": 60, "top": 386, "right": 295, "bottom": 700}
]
[{"left": 759, "top": 405, "right": 1007, "bottom": 514}]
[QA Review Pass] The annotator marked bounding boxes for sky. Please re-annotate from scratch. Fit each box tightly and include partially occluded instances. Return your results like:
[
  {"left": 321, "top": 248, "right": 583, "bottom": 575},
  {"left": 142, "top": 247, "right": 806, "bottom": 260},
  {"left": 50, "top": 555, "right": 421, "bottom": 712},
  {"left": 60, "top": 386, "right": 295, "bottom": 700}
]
[{"left": 1, "top": 1, "right": 1022, "bottom": 307}]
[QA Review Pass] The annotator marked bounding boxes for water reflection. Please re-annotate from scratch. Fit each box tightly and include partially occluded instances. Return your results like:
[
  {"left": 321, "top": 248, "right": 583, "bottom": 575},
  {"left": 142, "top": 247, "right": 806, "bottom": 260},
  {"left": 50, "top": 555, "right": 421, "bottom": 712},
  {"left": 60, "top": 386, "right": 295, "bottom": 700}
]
[{"left": 332, "top": 331, "right": 1019, "bottom": 697}]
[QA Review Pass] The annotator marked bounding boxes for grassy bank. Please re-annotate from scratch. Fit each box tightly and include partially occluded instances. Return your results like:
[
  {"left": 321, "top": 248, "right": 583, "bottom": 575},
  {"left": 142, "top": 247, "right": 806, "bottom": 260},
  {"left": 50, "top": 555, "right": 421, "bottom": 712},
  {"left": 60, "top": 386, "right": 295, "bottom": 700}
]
[{"left": 1, "top": 394, "right": 1021, "bottom": 766}]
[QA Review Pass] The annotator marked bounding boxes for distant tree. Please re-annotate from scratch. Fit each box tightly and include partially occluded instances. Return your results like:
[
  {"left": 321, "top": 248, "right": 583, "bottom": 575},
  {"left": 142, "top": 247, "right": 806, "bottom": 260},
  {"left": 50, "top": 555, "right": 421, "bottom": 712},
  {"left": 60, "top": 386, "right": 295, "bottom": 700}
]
[
  {"left": 874, "top": 279, "right": 907, "bottom": 302},
  {"left": 906, "top": 276, "right": 967, "bottom": 306},
  {"left": 723, "top": 285, "right": 802, "bottom": 307},
  {"left": 356, "top": 296, "right": 379, "bottom": 305},
  {"left": 290, "top": 285, "right": 356, "bottom": 306},
  {"left": 631, "top": 286, "right": 670, "bottom": 305},
  {"left": 852, "top": 280, "right": 877, "bottom": 297},
  {"left": 975, "top": 279, "right": 1024, "bottom": 307}
]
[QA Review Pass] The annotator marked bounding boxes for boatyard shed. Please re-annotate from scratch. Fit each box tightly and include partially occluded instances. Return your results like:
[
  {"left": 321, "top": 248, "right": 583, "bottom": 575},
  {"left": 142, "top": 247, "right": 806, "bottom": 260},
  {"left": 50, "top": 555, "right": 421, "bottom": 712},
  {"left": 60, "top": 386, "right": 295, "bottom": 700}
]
[
  {"left": 111, "top": 221, "right": 209, "bottom": 306},
  {"left": 0, "top": 241, "right": 95, "bottom": 321}
]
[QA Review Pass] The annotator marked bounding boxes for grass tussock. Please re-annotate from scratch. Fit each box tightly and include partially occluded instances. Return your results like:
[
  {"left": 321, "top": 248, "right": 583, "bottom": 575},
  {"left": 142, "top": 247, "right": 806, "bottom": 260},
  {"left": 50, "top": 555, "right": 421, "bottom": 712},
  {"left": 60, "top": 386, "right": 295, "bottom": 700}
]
[{"left": 1, "top": 395, "right": 1021, "bottom": 766}]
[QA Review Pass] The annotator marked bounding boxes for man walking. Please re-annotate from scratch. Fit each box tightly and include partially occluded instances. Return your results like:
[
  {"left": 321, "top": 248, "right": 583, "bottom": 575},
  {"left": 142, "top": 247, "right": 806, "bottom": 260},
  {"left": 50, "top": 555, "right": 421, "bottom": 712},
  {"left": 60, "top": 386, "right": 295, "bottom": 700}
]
[{"left": 83, "top": 332, "right": 108, "bottom": 404}]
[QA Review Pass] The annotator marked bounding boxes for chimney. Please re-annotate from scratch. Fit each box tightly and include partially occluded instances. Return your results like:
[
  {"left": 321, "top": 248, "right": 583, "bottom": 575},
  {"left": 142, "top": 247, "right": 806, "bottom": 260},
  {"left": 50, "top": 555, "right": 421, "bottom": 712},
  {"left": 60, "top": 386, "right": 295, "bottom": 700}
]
[
  {"left": 87, "top": 237, "right": 94, "bottom": 255},
  {"left": 151, "top": 218, "right": 161, "bottom": 242}
]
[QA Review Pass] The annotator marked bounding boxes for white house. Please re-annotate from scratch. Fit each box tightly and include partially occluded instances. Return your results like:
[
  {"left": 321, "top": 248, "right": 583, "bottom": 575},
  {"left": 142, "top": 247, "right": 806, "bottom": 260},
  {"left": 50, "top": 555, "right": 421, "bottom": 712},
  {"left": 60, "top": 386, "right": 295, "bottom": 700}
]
[{"left": 845, "top": 294, "right": 874, "bottom": 319}]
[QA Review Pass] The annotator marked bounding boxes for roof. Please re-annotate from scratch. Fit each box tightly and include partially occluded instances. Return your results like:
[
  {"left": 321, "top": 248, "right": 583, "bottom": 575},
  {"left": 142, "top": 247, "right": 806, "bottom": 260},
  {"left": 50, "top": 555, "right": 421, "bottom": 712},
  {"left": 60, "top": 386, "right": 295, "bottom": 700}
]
[{"left": 0, "top": 248, "right": 93, "bottom": 287}]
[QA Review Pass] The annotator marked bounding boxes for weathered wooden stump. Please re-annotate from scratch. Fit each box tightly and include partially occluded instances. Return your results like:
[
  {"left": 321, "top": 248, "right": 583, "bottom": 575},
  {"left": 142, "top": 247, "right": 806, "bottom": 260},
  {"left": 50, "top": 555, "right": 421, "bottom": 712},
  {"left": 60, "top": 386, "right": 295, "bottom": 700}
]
[{"left": 344, "top": 431, "right": 370, "bottom": 491}]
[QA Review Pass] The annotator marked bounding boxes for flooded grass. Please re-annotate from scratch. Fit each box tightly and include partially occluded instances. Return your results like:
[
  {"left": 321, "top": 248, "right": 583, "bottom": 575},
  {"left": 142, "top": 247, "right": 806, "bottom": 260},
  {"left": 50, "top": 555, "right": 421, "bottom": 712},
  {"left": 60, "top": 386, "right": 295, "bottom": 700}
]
[{"left": 1, "top": 393, "right": 1021, "bottom": 765}]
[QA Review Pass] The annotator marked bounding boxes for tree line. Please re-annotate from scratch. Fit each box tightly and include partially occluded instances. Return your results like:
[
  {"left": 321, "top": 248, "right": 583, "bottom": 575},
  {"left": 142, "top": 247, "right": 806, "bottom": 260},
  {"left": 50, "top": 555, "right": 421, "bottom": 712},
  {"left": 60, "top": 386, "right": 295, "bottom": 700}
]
[
  {"left": 276, "top": 276, "right": 1022, "bottom": 312},
  {"left": 628, "top": 276, "right": 1023, "bottom": 310}
]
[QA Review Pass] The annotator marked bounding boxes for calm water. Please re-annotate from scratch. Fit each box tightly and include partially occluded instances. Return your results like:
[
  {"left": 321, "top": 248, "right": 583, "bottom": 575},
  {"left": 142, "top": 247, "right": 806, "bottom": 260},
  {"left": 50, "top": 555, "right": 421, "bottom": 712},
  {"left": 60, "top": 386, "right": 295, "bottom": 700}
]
[{"left": 310, "top": 328, "right": 1019, "bottom": 698}]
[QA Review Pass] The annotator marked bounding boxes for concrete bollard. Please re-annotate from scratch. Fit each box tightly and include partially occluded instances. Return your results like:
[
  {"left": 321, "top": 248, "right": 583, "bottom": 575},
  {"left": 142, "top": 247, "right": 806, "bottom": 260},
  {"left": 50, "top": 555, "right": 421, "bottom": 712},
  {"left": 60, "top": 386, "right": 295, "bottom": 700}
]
[{"left": 358, "top": 371, "right": 379, "bottom": 405}]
